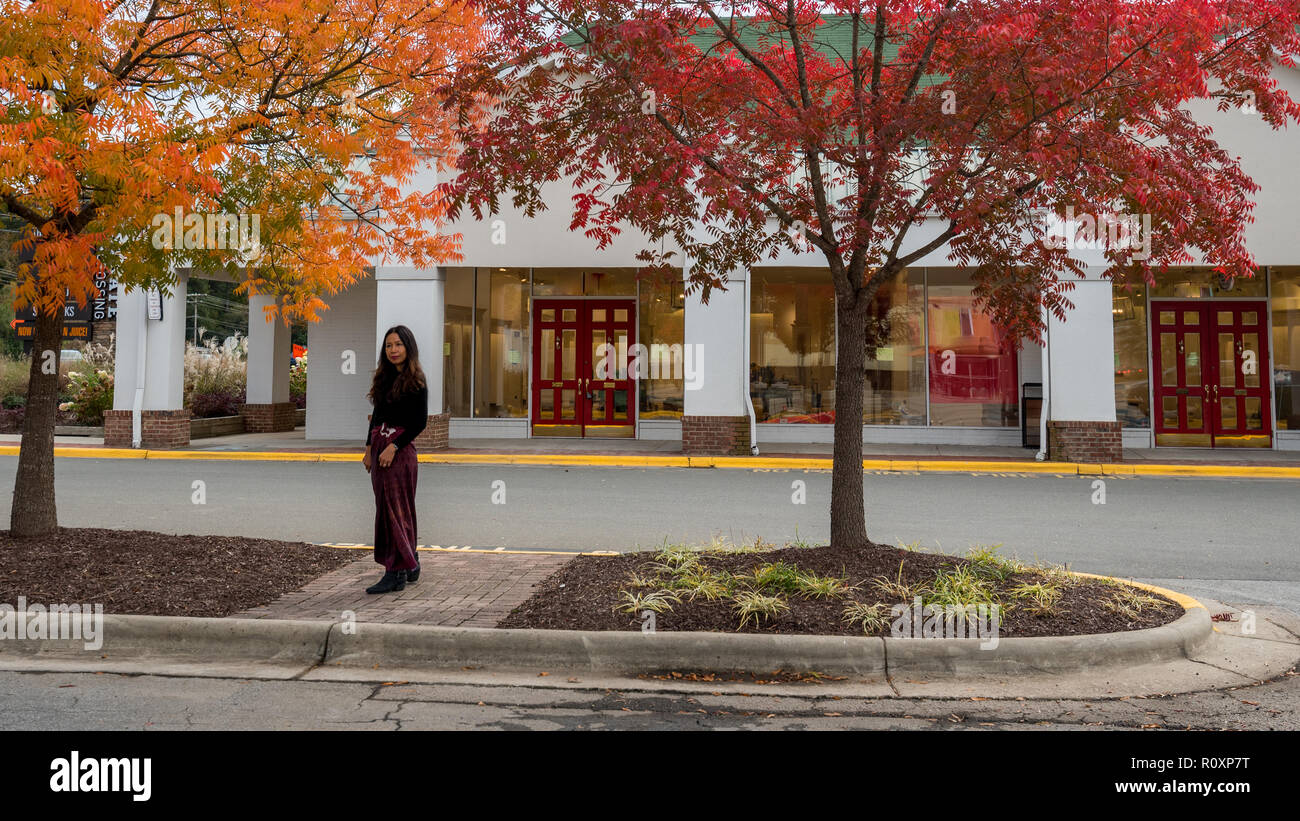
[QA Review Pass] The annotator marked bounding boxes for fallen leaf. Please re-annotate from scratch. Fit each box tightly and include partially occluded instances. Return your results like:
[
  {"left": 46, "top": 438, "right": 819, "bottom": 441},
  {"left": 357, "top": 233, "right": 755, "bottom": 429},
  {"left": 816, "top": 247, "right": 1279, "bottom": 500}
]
[
  {"left": 538, "top": 672, "right": 549, "bottom": 677},
  {"left": 824, "top": 712, "right": 842, "bottom": 717},
  {"left": 1240, "top": 700, "right": 1259, "bottom": 706},
  {"left": 567, "top": 677, "right": 580, "bottom": 683}
]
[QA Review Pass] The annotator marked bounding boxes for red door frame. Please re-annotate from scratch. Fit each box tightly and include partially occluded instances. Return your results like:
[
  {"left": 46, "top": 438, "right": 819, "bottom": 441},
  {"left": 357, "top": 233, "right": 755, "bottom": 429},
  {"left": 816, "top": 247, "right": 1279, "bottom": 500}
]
[
  {"left": 1150, "top": 300, "right": 1272, "bottom": 447},
  {"left": 530, "top": 298, "right": 637, "bottom": 436}
]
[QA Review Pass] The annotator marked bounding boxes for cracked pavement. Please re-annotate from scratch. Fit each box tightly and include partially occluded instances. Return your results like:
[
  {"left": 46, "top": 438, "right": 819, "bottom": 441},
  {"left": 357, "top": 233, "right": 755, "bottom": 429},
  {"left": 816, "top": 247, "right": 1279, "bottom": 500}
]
[{"left": 1, "top": 657, "right": 1295, "bottom": 730}]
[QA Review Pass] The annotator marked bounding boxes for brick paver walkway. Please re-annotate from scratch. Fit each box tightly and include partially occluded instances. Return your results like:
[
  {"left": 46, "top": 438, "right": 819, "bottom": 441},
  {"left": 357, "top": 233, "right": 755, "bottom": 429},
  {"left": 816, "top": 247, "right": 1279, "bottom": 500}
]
[{"left": 235, "top": 550, "right": 573, "bottom": 627}]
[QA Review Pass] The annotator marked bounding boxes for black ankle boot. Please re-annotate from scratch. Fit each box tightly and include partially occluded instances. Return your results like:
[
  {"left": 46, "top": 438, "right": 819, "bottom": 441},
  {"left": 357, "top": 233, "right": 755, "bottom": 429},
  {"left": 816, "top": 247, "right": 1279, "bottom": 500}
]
[
  {"left": 366, "top": 570, "right": 407, "bottom": 594},
  {"left": 406, "top": 562, "right": 420, "bottom": 584}
]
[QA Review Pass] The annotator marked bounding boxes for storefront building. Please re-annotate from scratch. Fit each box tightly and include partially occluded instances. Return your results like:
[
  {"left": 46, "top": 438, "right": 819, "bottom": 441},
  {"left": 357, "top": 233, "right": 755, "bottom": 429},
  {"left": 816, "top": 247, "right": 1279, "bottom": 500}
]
[{"left": 108, "top": 62, "right": 1300, "bottom": 458}]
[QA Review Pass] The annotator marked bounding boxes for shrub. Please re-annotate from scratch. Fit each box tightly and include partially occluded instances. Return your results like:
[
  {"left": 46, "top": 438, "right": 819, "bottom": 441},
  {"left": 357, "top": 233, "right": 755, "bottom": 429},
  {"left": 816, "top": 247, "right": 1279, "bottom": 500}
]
[
  {"left": 289, "top": 354, "right": 307, "bottom": 409},
  {"left": 59, "top": 369, "right": 114, "bottom": 425},
  {"left": 190, "top": 388, "right": 245, "bottom": 418},
  {"left": 0, "top": 356, "right": 29, "bottom": 400},
  {"left": 184, "top": 334, "right": 247, "bottom": 413}
]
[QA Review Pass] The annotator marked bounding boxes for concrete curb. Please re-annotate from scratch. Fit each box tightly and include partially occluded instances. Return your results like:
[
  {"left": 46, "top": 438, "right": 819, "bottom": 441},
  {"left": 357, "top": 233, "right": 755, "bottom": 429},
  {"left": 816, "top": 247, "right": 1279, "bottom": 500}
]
[
  {"left": 10, "top": 444, "right": 1300, "bottom": 479},
  {"left": 322, "top": 624, "right": 889, "bottom": 675},
  {"left": 0, "top": 614, "right": 330, "bottom": 667},
  {"left": 0, "top": 582, "right": 1213, "bottom": 679}
]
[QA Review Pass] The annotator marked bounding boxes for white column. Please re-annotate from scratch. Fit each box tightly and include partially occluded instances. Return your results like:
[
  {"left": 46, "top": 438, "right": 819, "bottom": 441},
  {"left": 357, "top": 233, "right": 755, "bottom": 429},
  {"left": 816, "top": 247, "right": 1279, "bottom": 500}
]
[
  {"left": 682, "top": 265, "right": 747, "bottom": 417},
  {"left": 111, "top": 274, "right": 187, "bottom": 411},
  {"left": 1046, "top": 273, "right": 1118, "bottom": 422},
  {"left": 375, "top": 266, "right": 444, "bottom": 414},
  {"left": 246, "top": 292, "right": 292, "bottom": 404}
]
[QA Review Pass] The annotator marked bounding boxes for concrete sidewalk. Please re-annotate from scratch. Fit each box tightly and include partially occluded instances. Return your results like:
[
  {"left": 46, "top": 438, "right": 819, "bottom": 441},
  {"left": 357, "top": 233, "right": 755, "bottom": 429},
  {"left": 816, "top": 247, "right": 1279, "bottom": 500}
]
[
  {"left": 6, "top": 429, "right": 1300, "bottom": 477},
  {"left": 10, "top": 427, "right": 1300, "bottom": 463}
]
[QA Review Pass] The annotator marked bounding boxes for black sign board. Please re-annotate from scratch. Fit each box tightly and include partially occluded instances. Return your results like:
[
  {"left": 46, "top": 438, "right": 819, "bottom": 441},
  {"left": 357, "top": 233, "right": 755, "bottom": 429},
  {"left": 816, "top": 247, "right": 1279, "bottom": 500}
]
[{"left": 10, "top": 244, "right": 117, "bottom": 331}]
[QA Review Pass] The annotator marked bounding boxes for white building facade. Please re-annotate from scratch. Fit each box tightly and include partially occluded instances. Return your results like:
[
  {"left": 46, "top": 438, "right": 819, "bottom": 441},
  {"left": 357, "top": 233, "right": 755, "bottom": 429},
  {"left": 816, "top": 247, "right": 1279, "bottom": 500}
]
[{"left": 109, "top": 63, "right": 1300, "bottom": 459}]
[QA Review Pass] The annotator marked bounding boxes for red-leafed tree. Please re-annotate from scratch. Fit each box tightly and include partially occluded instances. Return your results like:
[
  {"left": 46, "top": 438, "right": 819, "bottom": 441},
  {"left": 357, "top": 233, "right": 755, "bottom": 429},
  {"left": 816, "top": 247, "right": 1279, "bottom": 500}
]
[{"left": 443, "top": 0, "right": 1300, "bottom": 549}]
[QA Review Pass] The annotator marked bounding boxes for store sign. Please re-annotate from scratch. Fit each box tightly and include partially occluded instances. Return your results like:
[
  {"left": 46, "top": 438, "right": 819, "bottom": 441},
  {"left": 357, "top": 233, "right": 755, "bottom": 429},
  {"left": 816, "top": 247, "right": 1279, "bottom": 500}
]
[{"left": 15, "top": 324, "right": 90, "bottom": 339}]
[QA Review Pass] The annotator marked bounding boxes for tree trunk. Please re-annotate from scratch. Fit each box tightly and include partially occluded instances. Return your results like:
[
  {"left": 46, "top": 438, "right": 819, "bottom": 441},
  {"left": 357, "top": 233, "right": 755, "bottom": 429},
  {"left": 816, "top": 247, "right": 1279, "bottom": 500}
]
[
  {"left": 830, "top": 294, "right": 870, "bottom": 549},
  {"left": 10, "top": 307, "right": 63, "bottom": 537}
]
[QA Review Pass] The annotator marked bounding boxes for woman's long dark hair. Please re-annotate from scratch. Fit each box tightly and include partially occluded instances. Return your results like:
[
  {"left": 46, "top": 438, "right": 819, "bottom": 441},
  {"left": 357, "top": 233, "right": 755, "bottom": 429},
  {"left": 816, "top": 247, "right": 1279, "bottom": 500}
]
[{"left": 368, "top": 324, "right": 427, "bottom": 405}]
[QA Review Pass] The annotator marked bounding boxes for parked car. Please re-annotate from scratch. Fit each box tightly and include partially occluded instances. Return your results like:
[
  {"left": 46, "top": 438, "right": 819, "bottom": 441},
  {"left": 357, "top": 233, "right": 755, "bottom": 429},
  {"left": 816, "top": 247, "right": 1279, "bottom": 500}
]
[{"left": 59, "top": 349, "right": 84, "bottom": 362}]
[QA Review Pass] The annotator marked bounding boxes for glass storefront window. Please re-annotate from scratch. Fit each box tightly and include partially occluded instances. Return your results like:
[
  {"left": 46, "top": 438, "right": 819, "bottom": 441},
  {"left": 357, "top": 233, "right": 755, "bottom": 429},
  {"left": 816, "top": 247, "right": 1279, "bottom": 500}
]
[
  {"left": 750, "top": 268, "right": 836, "bottom": 423},
  {"left": 1112, "top": 280, "right": 1150, "bottom": 427},
  {"left": 639, "top": 275, "right": 684, "bottom": 418},
  {"left": 926, "top": 268, "right": 1018, "bottom": 427},
  {"left": 1271, "top": 266, "right": 1300, "bottom": 429},
  {"left": 443, "top": 267, "right": 473, "bottom": 417},
  {"left": 474, "top": 268, "right": 530, "bottom": 418},
  {"left": 1150, "top": 266, "right": 1267, "bottom": 298},
  {"left": 533, "top": 267, "right": 638, "bottom": 296},
  {"left": 864, "top": 268, "right": 926, "bottom": 425},
  {"left": 531, "top": 268, "right": 583, "bottom": 296}
]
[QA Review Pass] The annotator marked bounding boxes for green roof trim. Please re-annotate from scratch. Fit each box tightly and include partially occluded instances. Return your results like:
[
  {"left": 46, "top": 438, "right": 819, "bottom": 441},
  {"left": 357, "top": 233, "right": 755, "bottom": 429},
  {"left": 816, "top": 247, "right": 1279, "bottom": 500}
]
[{"left": 560, "top": 14, "right": 942, "bottom": 86}]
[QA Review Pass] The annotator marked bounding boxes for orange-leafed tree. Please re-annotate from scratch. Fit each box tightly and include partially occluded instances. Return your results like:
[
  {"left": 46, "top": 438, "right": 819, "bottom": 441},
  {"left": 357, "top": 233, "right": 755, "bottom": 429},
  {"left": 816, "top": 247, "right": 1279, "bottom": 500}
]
[{"left": 0, "top": 0, "right": 480, "bottom": 537}]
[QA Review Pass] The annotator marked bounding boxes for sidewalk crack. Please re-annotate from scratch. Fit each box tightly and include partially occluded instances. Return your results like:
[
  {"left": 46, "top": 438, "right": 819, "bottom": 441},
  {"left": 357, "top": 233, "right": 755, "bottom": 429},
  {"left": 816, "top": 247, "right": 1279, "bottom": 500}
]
[{"left": 881, "top": 638, "right": 901, "bottom": 697}]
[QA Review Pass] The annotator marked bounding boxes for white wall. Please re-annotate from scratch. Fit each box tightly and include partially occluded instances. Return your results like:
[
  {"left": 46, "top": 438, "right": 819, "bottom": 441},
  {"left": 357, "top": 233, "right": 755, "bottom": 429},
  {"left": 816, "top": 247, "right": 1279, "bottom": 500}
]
[
  {"left": 374, "top": 267, "right": 444, "bottom": 414},
  {"left": 1181, "top": 65, "right": 1300, "bottom": 266},
  {"left": 683, "top": 267, "right": 747, "bottom": 417},
  {"left": 246, "top": 293, "right": 291, "bottom": 404},
  {"left": 306, "top": 275, "right": 376, "bottom": 440},
  {"left": 112, "top": 275, "right": 187, "bottom": 411},
  {"left": 1045, "top": 273, "right": 1118, "bottom": 422}
]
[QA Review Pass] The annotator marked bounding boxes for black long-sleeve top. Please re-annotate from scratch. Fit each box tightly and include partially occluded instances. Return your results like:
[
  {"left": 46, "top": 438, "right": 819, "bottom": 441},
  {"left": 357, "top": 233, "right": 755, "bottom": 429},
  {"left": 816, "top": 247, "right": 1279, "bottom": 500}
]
[{"left": 366, "top": 383, "right": 428, "bottom": 452}]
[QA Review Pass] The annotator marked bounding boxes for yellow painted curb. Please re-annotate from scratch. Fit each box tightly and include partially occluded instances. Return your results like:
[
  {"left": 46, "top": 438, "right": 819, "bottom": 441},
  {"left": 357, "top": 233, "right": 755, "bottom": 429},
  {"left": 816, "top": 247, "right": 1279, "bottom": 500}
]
[
  {"left": 48, "top": 447, "right": 148, "bottom": 459},
  {"left": 1067, "top": 571, "right": 1206, "bottom": 612},
  {"left": 909, "top": 460, "right": 1066, "bottom": 474},
  {"left": 26, "top": 445, "right": 1300, "bottom": 479},
  {"left": 144, "top": 449, "right": 323, "bottom": 461},
  {"left": 1099, "top": 464, "right": 1138, "bottom": 476},
  {"left": 1128, "top": 464, "right": 1300, "bottom": 478}
]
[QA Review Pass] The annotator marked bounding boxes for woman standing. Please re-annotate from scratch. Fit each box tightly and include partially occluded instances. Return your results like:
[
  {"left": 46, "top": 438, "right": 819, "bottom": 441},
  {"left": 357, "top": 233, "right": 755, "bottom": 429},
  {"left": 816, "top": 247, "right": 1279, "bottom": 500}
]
[{"left": 362, "top": 325, "right": 428, "bottom": 594}]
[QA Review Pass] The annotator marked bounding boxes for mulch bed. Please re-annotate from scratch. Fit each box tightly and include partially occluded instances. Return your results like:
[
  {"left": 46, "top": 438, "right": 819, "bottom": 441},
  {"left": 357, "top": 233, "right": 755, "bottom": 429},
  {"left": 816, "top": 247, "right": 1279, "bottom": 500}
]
[
  {"left": 498, "top": 541, "right": 1182, "bottom": 638},
  {"left": 0, "top": 527, "right": 354, "bottom": 617}
]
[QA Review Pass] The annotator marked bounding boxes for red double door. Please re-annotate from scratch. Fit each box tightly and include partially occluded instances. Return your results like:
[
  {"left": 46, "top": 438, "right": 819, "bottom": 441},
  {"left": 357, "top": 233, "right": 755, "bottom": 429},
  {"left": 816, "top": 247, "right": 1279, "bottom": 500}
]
[
  {"left": 531, "top": 299, "right": 637, "bottom": 437},
  {"left": 1150, "top": 300, "right": 1271, "bottom": 447}
]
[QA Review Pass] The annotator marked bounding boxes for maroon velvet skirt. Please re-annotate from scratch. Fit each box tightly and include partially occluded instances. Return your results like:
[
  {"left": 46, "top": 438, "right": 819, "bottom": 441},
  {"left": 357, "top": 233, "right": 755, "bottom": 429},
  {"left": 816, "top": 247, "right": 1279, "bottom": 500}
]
[{"left": 369, "top": 424, "right": 419, "bottom": 573}]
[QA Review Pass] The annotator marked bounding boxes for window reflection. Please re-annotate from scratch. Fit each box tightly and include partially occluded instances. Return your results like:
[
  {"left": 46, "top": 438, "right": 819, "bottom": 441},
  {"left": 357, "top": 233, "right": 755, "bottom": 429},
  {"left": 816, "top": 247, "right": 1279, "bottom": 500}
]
[
  {"left": 749, "top": 268, "right": 836, "bottom": 423},
  {"left": 926, "top": 269, "right": 1018, "bottom": 427},
  {"left": 474, "top": 268, "right": 530, "bottom": 418},
  {"left": 1112, "top": 280, "right": 1150, "bottom": 427},
  {"left": 1272, "top": 266, "right": 1300, "bottom": 429}
]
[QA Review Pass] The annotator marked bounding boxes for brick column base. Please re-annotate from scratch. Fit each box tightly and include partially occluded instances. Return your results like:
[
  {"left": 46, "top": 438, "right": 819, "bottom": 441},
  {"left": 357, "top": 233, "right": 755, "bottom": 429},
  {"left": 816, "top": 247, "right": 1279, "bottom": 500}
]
[
  {"left": 366, "top": 412, "right": 451, "bottom": 451},
  {"left": 103, "top": 409, "right": 191, "bottom": 448},
  {"left": 1047, "top": 420, "right": 1122, "bottom": 463},
  {"left": 238, "top": 402, "right": 298, "bottom": 433},
  {"left": 682, "top": 415, "right": 752, "bottom": 456},
  {"left": 414, "top": 412, "right": 450, "bottom": 451}
]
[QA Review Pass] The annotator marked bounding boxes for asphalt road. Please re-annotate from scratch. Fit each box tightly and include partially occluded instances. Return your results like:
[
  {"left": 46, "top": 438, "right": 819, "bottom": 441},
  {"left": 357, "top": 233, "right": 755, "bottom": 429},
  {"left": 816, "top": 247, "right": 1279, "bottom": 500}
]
[{"left": 1, "top": 456, "right": 1296, "bottom": 611}]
